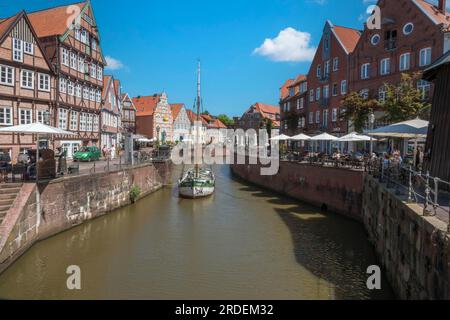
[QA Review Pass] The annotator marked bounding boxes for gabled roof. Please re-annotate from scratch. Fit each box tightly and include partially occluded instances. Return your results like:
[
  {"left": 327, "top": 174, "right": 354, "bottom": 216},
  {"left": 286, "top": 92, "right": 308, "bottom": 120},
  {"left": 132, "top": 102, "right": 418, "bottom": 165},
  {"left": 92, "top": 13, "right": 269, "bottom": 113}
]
[
  {"left": 287, "top": 74, "right": 307, "bottom": 88},
  {"left": 0, "top": 11, "right": 55, "bottom": 74},
  {"left": 27, "top": 2, "right": 86, "bottom": 38},
  {"left": 170, "top": 103, "right": 185, "bottom": 120},
  {"left": 332, "top": 24, "right": 361, "bottom": 54},
  {"left": 280, "top": 78, "right": 294, "bottom": 100},
  {"left": 0, "top": 12, "right": 21, "bottom": 42},
  {"left": 186, "top": 109, "right": 208, "bottom": 125},
  {"left": 253, "top": 102, "right": 280, "bottom": 117},
  {"left": 102, "top": 75, "right": 112, "bottom": 98},
  {"left": 133, "top": 95, "right": 161, "bottom": 117},
  {"left": 414, "top": 0, "right": 450, "bottom": 25},
  {"left": 121, "top": 93, "right": 137, "bottom": 111},
  {"left": 114, "top": 79, "right": 120, "bottom": 96}
]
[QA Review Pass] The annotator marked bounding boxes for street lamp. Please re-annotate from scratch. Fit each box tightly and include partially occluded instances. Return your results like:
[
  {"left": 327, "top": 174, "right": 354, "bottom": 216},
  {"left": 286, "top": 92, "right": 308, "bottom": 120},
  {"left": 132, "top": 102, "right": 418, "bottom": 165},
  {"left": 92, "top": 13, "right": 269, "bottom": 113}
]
[{"left": 369, "top": 111, "right": 375, "bottom": 156}]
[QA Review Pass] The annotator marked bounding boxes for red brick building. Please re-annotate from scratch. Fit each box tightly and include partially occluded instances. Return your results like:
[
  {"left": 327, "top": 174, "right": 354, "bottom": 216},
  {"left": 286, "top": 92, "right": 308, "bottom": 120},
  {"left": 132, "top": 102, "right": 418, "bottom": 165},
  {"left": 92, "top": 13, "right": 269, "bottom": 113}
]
[
  {"left": 238, "top": 102, "right": 280, "bottom": 131},
  {"left": 279, "top": 74, "right": 308, "bottom": 136},
  {"left": 134, "top": 93, "right": 174, "bottom": 142},
  {"left": 0, "top": 11, "right": 55, "bottom": 162},
  {"left": 349, "top": 0, "right": 450, "bottom": 129},
  {"left": 306, "top": 20, "right": 361, "bottom": 137}
]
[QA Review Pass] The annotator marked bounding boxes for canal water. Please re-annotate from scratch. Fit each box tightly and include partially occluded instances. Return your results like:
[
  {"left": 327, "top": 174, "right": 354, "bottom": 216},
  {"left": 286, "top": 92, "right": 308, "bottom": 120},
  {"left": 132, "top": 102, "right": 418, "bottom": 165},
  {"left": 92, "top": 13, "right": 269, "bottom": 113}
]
[{"left": 0, "top": 165, "right": 394, "bottom": 300}]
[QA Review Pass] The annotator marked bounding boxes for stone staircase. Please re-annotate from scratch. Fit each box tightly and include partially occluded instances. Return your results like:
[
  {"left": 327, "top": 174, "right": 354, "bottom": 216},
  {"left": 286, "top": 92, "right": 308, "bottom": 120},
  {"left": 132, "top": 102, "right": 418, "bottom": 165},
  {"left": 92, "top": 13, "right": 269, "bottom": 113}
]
[{"left": 0, "top": 183, "right": 23, "bottom": 225}]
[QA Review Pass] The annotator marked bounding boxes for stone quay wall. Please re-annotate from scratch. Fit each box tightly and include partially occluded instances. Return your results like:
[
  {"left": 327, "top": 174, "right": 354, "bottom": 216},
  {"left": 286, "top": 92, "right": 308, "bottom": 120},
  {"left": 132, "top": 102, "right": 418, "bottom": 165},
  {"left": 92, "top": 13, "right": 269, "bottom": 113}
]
[
  {"left": 230, "top": 160, "right": 365, "bottom": 221},
  {"left": 0, "top": 161, "right": 171, "bottom": 274},
  {"left": 363, "top": 175, "right": 449, "bottom": 300}
]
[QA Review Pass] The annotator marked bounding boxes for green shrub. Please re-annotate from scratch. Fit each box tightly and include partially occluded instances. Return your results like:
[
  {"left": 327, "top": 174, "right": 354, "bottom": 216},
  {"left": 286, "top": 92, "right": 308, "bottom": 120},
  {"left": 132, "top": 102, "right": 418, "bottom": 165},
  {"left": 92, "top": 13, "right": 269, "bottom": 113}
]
[{"left": 129, "top": 185, "right": 141, "bottom": 203}]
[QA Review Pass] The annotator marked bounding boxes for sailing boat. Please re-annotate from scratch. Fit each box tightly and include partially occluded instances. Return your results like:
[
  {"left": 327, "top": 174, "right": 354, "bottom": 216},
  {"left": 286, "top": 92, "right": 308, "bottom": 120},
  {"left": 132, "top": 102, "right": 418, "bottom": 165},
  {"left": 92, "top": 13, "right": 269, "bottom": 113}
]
[{"left": 178, "top": 61, "right": 216, "bottom": 199}]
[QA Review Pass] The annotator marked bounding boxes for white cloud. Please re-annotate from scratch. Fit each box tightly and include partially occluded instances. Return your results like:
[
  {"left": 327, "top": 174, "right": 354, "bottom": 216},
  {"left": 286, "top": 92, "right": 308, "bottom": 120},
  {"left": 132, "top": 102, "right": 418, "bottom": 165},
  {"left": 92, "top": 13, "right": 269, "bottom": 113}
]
[
  {"left": 105, "top": 56, "right": 124, "bottom": 70},
  {"left": 253, "top": 27, "right": 316, "bottom": 63}
]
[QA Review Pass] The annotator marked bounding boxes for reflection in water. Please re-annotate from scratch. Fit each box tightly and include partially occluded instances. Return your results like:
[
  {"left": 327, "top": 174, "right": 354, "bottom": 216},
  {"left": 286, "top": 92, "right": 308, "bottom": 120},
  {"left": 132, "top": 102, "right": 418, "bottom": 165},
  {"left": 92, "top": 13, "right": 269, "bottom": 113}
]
[{"left": 0, "top": 165, "right": 393, "bottom": 300}]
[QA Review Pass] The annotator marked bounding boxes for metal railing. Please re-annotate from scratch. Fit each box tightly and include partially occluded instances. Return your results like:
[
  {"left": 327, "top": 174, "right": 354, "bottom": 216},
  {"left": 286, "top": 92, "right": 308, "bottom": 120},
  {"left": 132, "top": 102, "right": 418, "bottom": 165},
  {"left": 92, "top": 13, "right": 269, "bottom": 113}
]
[
  {"left": 0, "top": 150, "right": 171, "bottom": 183},
  {"left": 368, "top": 159, "right": 450, "bottom": 233}
]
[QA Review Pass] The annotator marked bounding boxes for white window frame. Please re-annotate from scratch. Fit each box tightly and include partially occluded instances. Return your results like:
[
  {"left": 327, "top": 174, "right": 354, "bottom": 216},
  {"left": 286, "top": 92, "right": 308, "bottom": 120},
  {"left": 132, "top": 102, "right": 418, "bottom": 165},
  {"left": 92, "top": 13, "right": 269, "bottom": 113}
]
[
  {"left": 23, "top": 42, "right": 33, "bottom": 55},
  {"left": 323, "top": 85, "right": 329, "bottom": 99},
  {"left": 97, "top": 66, "right": 103, "bottom": 80},
  {"left": 13, "top": 38, "right": 23, "bottom": 62},
  {"left": 0, "top": 64, "right": 14, "bottom": 86},
  {"left": 75, "top": 84, "right": 81, "bottom": 97},
  {"left": 361, "top": 63, "right": 370, "bottom": 79},
  {"left": 380, "top": 58, "right": 391, "bottom": 76},
  {"left": 90, "top": 63, "right": 97, "bottom": 78},
  {"left": 315, "top": 111, "right": 320, "bottom": 124},
  {"left": 316, "top": 88, "right": 321, "bottom": 101},
  {"left": 309, "top": 112, "right": 313, "bottom": 124},
  {"left": 38, "top": 73, "right": 50, "bottom": 92},
  {"left": 316, "top": 65, "right": 321, "bottom": 78},
  {"left": 70, "top": 52, "right": 77, "bottom": 70},
  {"left": 62, "top": 48, "right": 69, "bottom": 66},
  {"left": 67, "top": 81, "right": 74, "bottom": 96},
  {"left": 309, "top": 89, "right": 314, "bottom": 102},
  {"left": 19, "top": 108, "right": 32, "bottom": 125},
  {"left": 0, "top": 107, "right": 13, "bottom": 125},
  {"left": 78, "top": 56, "right": 85, "bottom": 72},
  {"left": 341, "top": 80, "right": 347, "bottom": 95},
  {"left": 70, "top": 110, "right": 78, "bottom": 131},
  {"left": 379, "top": 86, "right": 387, "bottom": 102},
  {"left": 58, "top": 108, "right": 68, "bottom": 130},
  {"left": 21, "top": 69, "right": 34, "bottom": 89},
  {"left": 333, "top": 57, "right": 339, "bottom": 71},
  {"left": 399, "top": 53, "right": 411, "bottom": 71},
  {"left": 83, "top": 87, "right": 89, "bottom": 100},
  {"left": 90, "top": 88, "right": 96, "bottom": 101},
  {"left": 332, "top": 108, "right": 338, "bottom": 122},
  {"left": 59, "top": 78, "right": 67, "bottom": 93},
  {"left": 419, "top": 47, "right": 432, "bottom": 67}
]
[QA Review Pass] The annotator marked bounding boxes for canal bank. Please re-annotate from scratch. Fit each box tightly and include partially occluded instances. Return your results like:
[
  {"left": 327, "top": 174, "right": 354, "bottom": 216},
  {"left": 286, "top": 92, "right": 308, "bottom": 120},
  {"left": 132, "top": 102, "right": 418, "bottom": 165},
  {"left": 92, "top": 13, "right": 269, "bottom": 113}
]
[
  {"left": 0, "top": 165, "right": 394, "bottom": 299},
  {"left": 0, "top": 160, "right": 171, "bottom": 275},
  {"left": 230, "top": 161, "right": 450, "bottom": 300}
]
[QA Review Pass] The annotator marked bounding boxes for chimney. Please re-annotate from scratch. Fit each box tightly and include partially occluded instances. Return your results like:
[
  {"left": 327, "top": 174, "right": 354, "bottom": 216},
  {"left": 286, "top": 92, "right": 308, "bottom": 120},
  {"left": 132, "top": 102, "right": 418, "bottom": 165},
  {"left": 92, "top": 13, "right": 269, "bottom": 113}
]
[{"left": 438, "top": 0, "right": 447, "bottom": 14}]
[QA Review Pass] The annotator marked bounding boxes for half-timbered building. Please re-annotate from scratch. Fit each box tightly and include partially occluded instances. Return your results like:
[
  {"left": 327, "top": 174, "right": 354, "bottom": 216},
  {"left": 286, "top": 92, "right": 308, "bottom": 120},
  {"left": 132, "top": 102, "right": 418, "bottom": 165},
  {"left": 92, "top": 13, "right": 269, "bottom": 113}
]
[
  {"left": 28, "top": 1, "right": 105, "bottom": 157},
  {"left": 101, "top": 75, "right": 121, "bottom": 149},
  {"left": 0, "top": 11, "right": 55, "bottom": 162}
]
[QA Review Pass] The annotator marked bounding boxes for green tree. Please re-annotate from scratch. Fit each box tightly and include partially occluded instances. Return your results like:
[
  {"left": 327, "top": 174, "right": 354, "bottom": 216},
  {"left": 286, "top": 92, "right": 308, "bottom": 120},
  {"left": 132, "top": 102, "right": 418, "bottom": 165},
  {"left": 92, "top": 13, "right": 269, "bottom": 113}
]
[
  {"left": 217, "top": 114, "right": 235, "bottom": 126},
  {"left": 260, "top": 118, "right": 274, "bottom": 137},
  {"left": 201, "top": 110, "right": 210, "bottom": 115},
  {"left": 340, "top": 92, "right": 379, "bottom": 132},
  {"left": 382, "top": 72, "right": 431, "bottom": 122},
  {"left": 284, "top": 109, "right": 299, "bottom": 132}
]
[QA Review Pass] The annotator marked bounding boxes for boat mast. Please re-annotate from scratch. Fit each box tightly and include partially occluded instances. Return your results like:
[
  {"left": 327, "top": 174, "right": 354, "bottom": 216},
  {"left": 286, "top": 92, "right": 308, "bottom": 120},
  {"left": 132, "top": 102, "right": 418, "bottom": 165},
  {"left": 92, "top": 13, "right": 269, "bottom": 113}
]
[{"left": 195, "top": 60, "right": 201, "bottom": 177}]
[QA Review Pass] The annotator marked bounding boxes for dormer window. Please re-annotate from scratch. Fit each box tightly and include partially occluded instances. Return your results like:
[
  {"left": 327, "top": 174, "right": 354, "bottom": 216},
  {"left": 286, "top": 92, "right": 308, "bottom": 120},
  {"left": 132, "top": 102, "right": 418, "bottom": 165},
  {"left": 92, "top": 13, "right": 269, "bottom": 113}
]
[{"left": 384, "top": 30, "right": 397, "bottom": 50}]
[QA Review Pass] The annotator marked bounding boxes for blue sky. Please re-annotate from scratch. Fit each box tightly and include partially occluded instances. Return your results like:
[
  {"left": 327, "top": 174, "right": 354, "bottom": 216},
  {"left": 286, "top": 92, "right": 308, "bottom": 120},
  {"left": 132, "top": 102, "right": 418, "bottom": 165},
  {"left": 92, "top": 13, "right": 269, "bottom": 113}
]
[{"left": 1, "top": 0, "right": 448, "bottom": 117}]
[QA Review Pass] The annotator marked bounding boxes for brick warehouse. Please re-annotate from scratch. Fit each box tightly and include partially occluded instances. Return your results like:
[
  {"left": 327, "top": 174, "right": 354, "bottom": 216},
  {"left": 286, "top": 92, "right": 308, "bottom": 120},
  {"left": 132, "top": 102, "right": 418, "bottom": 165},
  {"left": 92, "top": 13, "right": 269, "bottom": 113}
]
[{"left": 280, "top": 0, "right": 450, "bottom": 138}]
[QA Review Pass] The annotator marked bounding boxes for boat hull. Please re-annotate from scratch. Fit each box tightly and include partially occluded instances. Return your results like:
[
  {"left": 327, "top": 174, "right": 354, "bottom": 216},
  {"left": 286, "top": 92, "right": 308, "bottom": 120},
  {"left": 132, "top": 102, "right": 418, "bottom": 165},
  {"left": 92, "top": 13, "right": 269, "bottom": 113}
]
[{"left": 179, "top": 186, "right": 215, "bottom": 199}]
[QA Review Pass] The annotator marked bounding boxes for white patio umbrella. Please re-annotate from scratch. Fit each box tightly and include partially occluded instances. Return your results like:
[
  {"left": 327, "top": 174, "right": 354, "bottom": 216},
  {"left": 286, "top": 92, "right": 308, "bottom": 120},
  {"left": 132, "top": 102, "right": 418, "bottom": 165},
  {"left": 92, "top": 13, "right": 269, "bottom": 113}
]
[
  {"left": 366, "top": 118, "right": 429, "bottom": 166},
  {"left": 366, "top": 118, "right": 428, "bottom": 138},
  {"left": 310, "top": 133, "right": 339, "bottom": 154},
  {"left": 339, "top": 132, "right": 376, "bottom": 142},
  {"left": 310, "top": 133, "right": 339, "bottom": 141},
  {"left": 270, "top": 134, "right": 291, "bottom": 141},
  {"left": 290, "top": 133, "right": 311, "bottom": 141},
  {"left": 0, "top": 122, "right": 75, "bottom": 229}
]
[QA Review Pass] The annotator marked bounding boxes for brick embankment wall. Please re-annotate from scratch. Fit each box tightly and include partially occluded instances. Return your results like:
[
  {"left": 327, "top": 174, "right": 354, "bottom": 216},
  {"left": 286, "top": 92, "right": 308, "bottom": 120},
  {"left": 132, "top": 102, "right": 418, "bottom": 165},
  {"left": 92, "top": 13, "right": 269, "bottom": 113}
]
[
  {"left": 230, "top": 160, "right": 365, "bottom": 221},
  {"left": 363, "top": 175, "right": 450, "bottom": 300},
  {"left": 0, "top": 161, "right": 171, "bottom": 274}
]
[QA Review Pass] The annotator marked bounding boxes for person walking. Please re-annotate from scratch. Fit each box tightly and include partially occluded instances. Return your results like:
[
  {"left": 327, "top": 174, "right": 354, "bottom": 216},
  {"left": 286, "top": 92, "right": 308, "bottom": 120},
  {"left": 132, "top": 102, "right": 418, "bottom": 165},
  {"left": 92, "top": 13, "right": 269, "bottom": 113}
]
[{"left": 110, "top": 144, "right": 116, "bottom": 160}]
